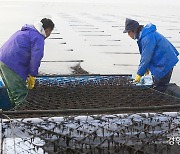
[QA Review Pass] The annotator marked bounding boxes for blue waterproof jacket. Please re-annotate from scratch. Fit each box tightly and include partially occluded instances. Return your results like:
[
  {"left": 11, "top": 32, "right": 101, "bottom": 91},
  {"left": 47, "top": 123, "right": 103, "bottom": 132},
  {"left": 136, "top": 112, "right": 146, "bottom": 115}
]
[
  {"left": 137, "top": 23, "right": 179, "bottom": 80},
  {"left": 0, "top": 25, "right": 45, "bottom": 80}
]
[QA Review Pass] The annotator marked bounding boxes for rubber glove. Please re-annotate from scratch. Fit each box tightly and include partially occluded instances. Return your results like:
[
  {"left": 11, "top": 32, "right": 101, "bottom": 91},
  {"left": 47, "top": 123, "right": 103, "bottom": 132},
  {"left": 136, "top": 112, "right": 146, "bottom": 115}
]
[
  {"left": 134, "top": 74, "right": 142, "bottom": 83},
  {"left": 27, "top": 75, "right": 36, "bottom": 89},
  {"left": 145, "top": 69, "right": 150, "bottom": 76}
]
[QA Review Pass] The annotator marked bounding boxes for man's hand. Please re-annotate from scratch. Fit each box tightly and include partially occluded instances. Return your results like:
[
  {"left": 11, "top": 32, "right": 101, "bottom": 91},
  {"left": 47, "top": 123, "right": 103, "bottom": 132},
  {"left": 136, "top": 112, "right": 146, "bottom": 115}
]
[
  {"left": 145, "top": 69, "right": 150, "bottom": 76},
  {"left": 27, "top": 75, "right": 36, "bottom": 89},
  {"left": 134, "top": 74, "right": 142, "bottom": 83}
]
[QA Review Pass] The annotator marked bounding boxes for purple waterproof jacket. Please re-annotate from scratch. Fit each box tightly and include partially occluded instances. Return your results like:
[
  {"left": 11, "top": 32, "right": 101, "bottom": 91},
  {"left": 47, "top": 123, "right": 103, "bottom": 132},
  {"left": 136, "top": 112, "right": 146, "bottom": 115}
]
[{"left": 0, "top": 25, "right": 45, "bottom": 81}]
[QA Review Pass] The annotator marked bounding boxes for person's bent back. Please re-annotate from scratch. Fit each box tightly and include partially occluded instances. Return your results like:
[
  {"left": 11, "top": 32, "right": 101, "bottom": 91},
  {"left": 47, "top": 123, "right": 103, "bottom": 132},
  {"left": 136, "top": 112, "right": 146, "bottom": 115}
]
[{"left": 0, "top": 18, "right": 54, "bottom": 109}]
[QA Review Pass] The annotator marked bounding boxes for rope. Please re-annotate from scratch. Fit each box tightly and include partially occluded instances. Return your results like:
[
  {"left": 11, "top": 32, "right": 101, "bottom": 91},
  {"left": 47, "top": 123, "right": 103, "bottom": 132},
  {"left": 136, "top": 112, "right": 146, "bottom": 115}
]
[
  {"left": 2, "top": 114, "right": 16, "bottom": 154},
  {"left": 2, "top": 104, "right": 180, "bottom": 116}
]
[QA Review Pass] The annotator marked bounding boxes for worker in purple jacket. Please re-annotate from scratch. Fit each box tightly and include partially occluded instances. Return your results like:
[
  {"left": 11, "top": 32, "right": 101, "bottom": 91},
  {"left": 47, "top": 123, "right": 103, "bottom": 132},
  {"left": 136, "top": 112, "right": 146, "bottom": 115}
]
[{"left": 0, "top": 18, "right": 54, "bottom": 108}]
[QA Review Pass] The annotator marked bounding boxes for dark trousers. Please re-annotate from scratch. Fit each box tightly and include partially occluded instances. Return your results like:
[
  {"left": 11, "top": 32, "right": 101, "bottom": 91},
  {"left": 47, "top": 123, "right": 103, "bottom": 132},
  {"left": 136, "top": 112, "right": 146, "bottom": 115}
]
[{"left": 153, "top": 68, "right": 173, "bottom": 92}]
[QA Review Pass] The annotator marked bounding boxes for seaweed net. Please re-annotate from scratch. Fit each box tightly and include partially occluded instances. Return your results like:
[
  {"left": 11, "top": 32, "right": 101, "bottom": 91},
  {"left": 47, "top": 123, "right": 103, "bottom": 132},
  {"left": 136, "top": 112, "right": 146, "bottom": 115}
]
[
  {"left": 1, "top": 75, "right": 180, "bottom": 154},
  {"left": 16, "top": 75, "right": 180, "bottom": 113},
  {"left": 1, "top": 113, "right": 180, "bottom": 154}
]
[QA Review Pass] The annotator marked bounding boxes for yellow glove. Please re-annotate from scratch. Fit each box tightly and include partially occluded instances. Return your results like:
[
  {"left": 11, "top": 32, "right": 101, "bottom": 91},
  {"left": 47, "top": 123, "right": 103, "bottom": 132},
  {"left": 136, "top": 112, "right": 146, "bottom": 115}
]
[
  {"left": 145, "top": 69, "right": 150, "bottom": 76},
  {"left": 27, "top": 75, "right": 36, "bottom": 89},
  {"left": 134, "top": 74, "right": 142, "bottom": 83}
]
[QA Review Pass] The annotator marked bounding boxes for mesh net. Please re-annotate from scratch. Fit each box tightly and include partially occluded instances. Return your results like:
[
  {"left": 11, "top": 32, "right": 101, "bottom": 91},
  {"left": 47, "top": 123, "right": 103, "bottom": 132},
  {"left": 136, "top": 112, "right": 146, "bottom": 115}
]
[
  {"left": 1, "top": 113, "right": 180, "bottom": 154},
  {"left": 16, "top": 75, "right": 180, "bottom": 113},
  {"left": 1, "top": 75, "right": 180, "bottom": 153}
]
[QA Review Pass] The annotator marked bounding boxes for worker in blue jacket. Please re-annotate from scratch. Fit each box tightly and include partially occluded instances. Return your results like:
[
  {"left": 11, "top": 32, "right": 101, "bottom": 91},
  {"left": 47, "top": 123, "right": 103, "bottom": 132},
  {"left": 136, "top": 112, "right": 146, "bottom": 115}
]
[{"left": 123, "top": 18, "right": 179, "bottom": 91}]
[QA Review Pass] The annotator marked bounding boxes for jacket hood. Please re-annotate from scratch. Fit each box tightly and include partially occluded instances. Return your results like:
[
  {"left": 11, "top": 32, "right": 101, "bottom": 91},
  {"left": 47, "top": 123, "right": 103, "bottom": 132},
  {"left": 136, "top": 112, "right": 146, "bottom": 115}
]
[
  {"left": 21, "top": 23, "right": 46, "bottom": 38},
  {"left": 21, "top": 24, "right": 36, "bottom": 31},
  {"left": 33, "top": 22, "right": 46, "bottom": 37},
  {"left": 139, "top": 23, "right": 156, "bottom": 40}
]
